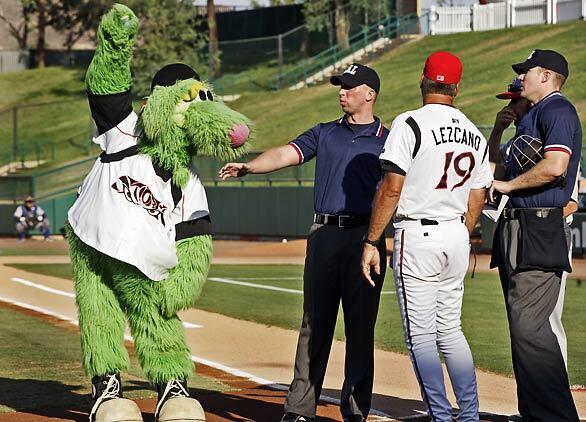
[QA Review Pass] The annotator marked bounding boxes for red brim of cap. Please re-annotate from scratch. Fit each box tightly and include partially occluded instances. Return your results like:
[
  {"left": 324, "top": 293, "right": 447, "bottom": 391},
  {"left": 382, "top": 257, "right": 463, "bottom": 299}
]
[{"left": 496, "top": 91, "right": 522, "bottom": 100}]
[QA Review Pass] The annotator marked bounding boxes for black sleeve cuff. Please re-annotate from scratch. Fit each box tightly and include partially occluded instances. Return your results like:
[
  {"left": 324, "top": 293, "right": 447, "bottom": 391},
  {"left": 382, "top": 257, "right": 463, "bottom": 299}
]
[
  {"left": 380, "top": 160, "right": 406, "bottom": 176},
  {"left": 87, "top": 90, "right": 133, "bottom": 135}
]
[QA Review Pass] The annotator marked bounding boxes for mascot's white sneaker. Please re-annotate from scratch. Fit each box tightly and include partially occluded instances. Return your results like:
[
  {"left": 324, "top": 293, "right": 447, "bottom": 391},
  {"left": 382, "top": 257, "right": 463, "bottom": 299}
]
[
  {"left": 155, "top": 379, "right": 206, "bottom": 421},
  {"left": 89, "top": 373, "right": 143, "bottom": 422}
]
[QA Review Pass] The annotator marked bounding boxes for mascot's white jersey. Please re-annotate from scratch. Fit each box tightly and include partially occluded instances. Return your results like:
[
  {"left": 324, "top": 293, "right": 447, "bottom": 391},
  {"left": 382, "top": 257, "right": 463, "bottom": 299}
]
[{"left": 68, "top": 111, "right": 210, "bottom": 281}]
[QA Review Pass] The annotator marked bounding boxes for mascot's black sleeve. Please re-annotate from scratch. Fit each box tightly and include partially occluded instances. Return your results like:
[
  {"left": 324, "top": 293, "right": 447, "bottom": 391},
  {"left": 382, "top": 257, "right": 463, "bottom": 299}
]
[{"left": 87, "top": 90, "right": 133, "bottom": 136}]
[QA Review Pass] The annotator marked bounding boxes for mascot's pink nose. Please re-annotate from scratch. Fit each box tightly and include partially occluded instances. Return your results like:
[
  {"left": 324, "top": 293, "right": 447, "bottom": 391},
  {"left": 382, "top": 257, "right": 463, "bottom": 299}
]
[{"left": 228, "top": 124, "right": 249, "bottom": 148}]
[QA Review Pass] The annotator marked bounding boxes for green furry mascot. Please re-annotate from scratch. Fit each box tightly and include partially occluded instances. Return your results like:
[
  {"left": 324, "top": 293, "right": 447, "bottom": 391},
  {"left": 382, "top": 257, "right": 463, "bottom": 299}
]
[{"left": 66, "top": 5, "right": 251, "bottom": 421}]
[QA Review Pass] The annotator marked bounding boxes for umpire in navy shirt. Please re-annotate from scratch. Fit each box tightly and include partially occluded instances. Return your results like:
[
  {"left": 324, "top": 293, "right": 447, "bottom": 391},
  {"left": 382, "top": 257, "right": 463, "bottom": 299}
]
[
  {"left": 219, "top": 63, "right": 388, "bottom": 422},
  {"left": 491, "top": 50, "right": 581, "bottom": 421}
]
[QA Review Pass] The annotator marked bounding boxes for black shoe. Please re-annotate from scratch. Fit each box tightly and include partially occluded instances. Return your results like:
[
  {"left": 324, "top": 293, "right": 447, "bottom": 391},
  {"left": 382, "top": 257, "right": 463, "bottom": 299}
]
[
  {"left": 343, "top": 416, "right": 366, "bottom": 422},
  {"left": 89, "top": 373, "right": 123, "bottom": 421},
  {"left": 281, "top": 413, "right": 314, "bottom": 422},
  {"left": 155, "top": 379, "right": 191, "bottom": 419}
]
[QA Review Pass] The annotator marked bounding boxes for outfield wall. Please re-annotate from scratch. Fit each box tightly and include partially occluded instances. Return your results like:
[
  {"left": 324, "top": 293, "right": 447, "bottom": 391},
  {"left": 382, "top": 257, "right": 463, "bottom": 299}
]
[
  {"left": 2, "top": 191, "right": 586, "bottom": 257},
  {"left": 0, "top": 187, "right": 315, "bottom": 239}
]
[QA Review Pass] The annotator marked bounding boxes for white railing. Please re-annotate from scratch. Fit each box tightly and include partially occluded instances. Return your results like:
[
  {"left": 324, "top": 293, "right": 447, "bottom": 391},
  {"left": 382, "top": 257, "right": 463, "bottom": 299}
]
[
  {"left": 427, "top": 0, "right": 584, "bottom": 35},
  {"left": 556, "top": 0, "right": 583, "bottom": 22},
  {"left": 513, "top": 0, "right": 548, "bottom": 26},
  {"left": 473, "top": 2, "right": 509, "bottom": 31},
  {"left": 0, "top": 51, "right": 29, "bottom": 73}
]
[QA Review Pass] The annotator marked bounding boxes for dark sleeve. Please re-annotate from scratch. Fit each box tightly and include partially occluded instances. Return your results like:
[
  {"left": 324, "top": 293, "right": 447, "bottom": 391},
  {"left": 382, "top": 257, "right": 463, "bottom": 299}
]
[
  {"left": 87, "top": 90, "right": 133, "bottom": 135},
  {"left": 380, "top": 159, "right": 406, "bottom": 175},
  {"left": 539, "top": 101, "right": 579, "bottom": 156},
  {"left": 289, "top": 125, "right": 320, "bottom": 164}
]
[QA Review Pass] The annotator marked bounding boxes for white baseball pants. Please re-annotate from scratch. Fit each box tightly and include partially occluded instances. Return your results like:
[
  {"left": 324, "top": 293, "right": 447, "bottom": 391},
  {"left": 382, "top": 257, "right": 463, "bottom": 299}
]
[{"left": 392, "top": 218, "right": 479, "bottom": 422}]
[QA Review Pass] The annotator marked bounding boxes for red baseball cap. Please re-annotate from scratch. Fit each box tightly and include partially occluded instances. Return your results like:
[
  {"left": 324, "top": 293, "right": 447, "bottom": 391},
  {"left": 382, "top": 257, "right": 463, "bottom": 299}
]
[
  {"left": 496, "top": 77, "right": 523, "bottom": 100},
  {"left": 423, "top": 51, "right": 463, "bottom": 84}
]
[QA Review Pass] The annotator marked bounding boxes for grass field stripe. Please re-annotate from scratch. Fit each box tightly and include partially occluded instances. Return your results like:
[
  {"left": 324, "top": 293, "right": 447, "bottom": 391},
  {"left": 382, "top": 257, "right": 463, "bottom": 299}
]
[
  {"left": 11, "top": 276, "right": 75, "bottom": 298},
  {"left": 209, "top": 277, "right": 395, "bottom": 295},
  {"left": 0, "top": 296, "right": 79, "bottom": 325},
  {"left": 8, "top": 277, "right": 202, "bottom": 329}
]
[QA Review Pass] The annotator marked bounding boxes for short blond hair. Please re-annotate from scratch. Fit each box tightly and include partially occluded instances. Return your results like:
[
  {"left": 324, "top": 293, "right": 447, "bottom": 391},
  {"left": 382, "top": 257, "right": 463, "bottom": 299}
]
[{"left": 551, "top": 71, "right": 566, "bottom": 89}]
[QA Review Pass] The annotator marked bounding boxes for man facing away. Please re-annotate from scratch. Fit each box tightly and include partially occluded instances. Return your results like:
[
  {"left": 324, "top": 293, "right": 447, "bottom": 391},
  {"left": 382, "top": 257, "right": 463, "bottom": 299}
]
[
  {"left": 362, "top": 51, "right": 493, "bottom": 422},
  {"left": 220, "top": 63, "right": 389, "bottom": 422}
]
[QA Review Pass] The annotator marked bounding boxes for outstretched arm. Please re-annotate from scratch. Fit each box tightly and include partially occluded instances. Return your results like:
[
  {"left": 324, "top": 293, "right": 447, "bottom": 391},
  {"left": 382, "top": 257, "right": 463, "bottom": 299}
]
[
  {"left": 218, "top": 145, "right": 300, "bottom": 179},
  {"left": 85, "top": 4, "right": 138, "bottom": 95}
]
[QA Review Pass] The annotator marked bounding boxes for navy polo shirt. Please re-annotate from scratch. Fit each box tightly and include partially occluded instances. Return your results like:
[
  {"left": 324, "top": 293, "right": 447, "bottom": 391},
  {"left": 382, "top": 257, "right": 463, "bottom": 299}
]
[
  {"left": 503, "top": 92, "right": 582, "bottom": 208},
  {"left": 289, "top": 116, "right": 388, "bottom": 215}
]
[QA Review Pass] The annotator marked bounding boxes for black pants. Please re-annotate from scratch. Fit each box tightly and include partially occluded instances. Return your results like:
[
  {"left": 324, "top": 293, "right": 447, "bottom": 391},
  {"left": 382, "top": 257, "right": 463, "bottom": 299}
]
[
  {"left": 283, "top": 224, "right": 386, "bottom": 419},
  {"left": 494, "top": 219, "right": 578, "bottom": 422}
]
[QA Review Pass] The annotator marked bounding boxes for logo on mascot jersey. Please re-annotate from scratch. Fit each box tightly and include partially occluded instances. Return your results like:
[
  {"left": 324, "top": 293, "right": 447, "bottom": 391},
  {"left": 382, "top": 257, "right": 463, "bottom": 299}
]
[{"left": 112, "top": 176, "right": 167, "bottom": 225}]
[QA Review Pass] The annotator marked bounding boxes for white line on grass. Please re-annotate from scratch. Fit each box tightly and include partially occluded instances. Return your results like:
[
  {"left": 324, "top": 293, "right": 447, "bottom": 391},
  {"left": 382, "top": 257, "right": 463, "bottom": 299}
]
[
  {"left": 7, "top": 277, "right": 202, "bottom": 328},
  {"left": 208, "top": 277, "right": 303, "bottom": 294},
  {"left": 231, "top": 277, "right": 302, "bottom": 280},
  {"left": 208, "top": 277, "right": 395, "bottom": 295},
  {"left": 0, "top": 296, "right": 79, "bottom": 325},
  {"left": 11, "top": 277, "right": 75, "bottom": 298}
]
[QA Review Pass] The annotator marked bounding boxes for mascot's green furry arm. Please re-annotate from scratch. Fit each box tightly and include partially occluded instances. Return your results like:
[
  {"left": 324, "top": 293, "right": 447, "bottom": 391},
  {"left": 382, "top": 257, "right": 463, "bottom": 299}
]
[{"left": 66, "top": 4, "right": 251, "bottom": 421}]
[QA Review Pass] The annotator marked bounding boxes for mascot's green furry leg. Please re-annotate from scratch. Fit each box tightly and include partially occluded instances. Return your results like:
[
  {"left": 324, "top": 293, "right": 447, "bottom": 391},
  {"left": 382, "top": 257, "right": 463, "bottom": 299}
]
[
  {"left": 66, "top": 225, "right": 130, "bottom": 377},
  {"left": 107, "top": 235, "right": 213, "bottom": 384},
  {"left": 109, "top": 265, "right": 194, "bottom": 384}
]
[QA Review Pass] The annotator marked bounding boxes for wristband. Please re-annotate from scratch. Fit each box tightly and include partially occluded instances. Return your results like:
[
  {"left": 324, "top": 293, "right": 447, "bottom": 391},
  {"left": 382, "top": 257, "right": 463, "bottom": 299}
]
[{"left": 362, "top": 236, "right": 380, "bottom": 247}]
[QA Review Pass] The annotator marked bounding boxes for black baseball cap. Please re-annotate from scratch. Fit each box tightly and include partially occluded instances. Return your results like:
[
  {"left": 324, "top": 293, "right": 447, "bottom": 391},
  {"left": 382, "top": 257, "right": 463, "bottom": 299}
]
[
  {"left": 512, "top": 49, "right": 569, "bottom": 78},
  {"left": 151, "top": 63, "right": 200, "bottom": 90},
  {"left": 330, "top": 63, "right": 380, "bottom": 93}
]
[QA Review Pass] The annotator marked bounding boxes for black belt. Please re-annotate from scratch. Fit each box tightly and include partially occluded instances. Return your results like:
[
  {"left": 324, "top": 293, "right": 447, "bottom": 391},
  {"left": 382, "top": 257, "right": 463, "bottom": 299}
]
[
  {"left": 397, "top": 217, "right": 464, "bottom": 225},
  {"left": 313, "top": 213, "right": 370, "bottom": 228},
  {"left": 502, "top": 207, "right": 558, "bottom": 220}
]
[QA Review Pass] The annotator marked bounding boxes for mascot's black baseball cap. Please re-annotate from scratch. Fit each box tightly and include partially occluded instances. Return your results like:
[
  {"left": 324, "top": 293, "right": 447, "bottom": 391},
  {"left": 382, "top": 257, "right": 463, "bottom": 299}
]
[
  {"left": 151, "top": 63, "right": 200, "bottom": 90},
  {"left": 330, "top": 63, "right": 380, "bottom": 93},
  {"left": 512, "top": 49, "right": 568, "bottom": 78}
]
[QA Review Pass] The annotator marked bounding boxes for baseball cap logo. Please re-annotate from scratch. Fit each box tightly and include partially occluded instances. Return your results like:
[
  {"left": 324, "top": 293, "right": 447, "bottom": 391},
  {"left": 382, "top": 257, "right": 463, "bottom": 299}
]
[
  {"left": 344, "top": 64, "right": 358, "bottom": 75},
  {"left": 436, "top": 75, "right": 445, "bottom": 82},
  {"left": 527, "top": 50, "right": 535, "bottom": 60}
]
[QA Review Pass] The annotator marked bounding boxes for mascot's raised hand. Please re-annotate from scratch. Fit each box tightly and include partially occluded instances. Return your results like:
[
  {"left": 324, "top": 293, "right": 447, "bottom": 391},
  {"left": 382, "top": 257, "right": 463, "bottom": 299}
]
[{"left": 66, "top": 4, "right": 252, "bottom": 422}]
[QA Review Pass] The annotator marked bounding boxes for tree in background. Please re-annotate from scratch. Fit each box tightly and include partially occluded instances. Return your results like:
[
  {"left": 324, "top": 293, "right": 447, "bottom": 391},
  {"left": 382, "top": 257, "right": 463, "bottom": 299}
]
[
  {"left": 126, "top": 0, "right": 207, "bottom": 96},
  {"left": 303, "top": 0, "right": 388, "bottom": 50},
  {"left": 207, "top": 0, "right": 220, "bottom": 78},
  {"left": 51, "top": 1, "right": 112, "bottom": 55},
  {"left": 0, "top": 0, "right": 35, "bottom": 51}
]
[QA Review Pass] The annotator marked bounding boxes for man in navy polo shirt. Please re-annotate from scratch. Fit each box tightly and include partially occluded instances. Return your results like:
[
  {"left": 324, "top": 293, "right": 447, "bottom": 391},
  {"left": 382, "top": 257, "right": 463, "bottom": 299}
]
[
  {"left": 219, "top": 63, "right": 388, "bottom": 422},
  {"left": 491, "top": 50, "right": 581, "bottom": 421}
]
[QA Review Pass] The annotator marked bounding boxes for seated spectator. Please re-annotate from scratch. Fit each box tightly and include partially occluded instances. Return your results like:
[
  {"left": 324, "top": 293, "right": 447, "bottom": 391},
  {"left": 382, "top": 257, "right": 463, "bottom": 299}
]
[{"left": 14, "top": 196, "right": 51, "bottom": 242}]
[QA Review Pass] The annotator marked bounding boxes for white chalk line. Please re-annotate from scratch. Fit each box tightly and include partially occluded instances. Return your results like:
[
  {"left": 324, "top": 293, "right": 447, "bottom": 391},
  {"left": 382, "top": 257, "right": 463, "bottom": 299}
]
[
  {"left": 0, "top": 295, "right": 393, "bottom": 419},
  {"left": 8, "top": 277, "right": 202, "bottom": 329},
  {"left": 208, "top": 277, "right": 396, "bottom": 295}
]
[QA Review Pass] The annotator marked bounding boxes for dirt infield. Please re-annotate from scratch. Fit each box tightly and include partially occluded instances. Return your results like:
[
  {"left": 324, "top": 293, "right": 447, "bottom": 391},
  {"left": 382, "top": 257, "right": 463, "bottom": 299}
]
[{"left": 0, "top": 237, "right": 584, "bottom": 421}]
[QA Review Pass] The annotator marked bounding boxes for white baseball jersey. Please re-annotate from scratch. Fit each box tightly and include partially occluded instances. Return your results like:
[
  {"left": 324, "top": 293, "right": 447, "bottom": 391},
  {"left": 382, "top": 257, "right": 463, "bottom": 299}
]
[
  {"left": 380, "top": 103, "right": 493, "bottom": 223},
  {"left": 384, "top": 103, "right": 491, "bottom": 419},
  {"left": 68, "top": 111, "right": 210, "bottom": 282}
]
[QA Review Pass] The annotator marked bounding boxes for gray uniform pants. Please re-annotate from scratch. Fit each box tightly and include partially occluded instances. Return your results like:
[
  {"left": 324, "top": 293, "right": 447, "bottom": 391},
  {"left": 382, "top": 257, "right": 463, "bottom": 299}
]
[
  {"left": 495, "top": 219, "right": 578, "bottom": 422},
  {"left": 284, "top": 223, "right": 386, "bottom": 419}
]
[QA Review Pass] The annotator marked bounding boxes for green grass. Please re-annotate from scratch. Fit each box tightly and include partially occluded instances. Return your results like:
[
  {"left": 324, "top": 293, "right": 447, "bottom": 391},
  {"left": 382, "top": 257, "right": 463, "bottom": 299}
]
[
  {"left": 2, "top": 21, "right": 584, "bottom": 157},
  {"left": 0, "top": 305, "right": 231, "bottom": 413},
  {"left": 0, "top": 247, "right": 69, "bottom": 256},
  {"left": 230, "top": 20, "right": 586, "bottom": 150},
  {"left": 7, "top": 262, "right": 586, "bottom": 384}
]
